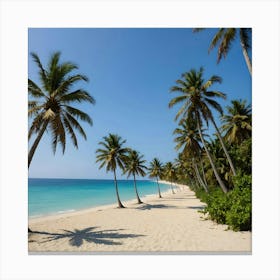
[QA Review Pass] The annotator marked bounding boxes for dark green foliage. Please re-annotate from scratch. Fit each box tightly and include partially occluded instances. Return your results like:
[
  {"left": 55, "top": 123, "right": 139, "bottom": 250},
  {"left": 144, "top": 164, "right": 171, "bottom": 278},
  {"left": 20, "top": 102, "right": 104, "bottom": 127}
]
[
  {"left": 192, "top": 173, "right": 251, "bottom": 231},
  {"left": 195, "top": 188, "right": 209, "bottom": 203},
  {"left": 233, "top": 172, "right": 252, "bottom": 190},
  {"left": 230, "top": 138, "right": 252, "bottom": 175},
  {"left": 226, "top": 185, "right": 251, "bottom": 231},
  {"left": 204, "top": 188, "right": 230, "bottom": 224}
]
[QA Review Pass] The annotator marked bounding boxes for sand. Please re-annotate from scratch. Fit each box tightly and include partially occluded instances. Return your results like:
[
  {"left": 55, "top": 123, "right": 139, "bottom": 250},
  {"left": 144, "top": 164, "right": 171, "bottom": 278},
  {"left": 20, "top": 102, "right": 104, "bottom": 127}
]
[{"left": 28, "top": 181, "right": 251, "bottom": 253}]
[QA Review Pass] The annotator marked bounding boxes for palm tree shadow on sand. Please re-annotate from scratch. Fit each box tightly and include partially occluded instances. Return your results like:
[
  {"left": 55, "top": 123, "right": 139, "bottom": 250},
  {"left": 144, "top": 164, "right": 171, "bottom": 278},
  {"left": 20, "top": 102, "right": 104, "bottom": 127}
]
[
  {"left": 29, "top": 227, "right": 144, "bottom": 247},
  {"left": 136, "top": 203, "right": 177, "bottom": 211}
]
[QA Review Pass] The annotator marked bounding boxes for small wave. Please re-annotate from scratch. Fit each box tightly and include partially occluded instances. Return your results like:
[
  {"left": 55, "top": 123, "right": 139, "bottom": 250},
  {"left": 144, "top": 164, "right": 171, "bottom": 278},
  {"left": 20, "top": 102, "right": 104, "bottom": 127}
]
[
  {"left": 29, "top": 214, "right": 43, "bottom": 218},
  {"left": 57, "top": 209, "right": 75, "bottom": 214}
]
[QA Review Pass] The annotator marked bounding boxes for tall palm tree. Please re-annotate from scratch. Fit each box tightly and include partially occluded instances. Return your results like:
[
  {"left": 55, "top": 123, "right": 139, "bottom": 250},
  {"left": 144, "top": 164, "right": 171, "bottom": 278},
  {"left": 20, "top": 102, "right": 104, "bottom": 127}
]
[
  {"left": 28, "top": 52, "right": 95, "bottom": 232},
  {"left": 123, "top": 150, "right": 147, "bottom": 204},
  {"left": 193, "top": 28, "right": 252, "bottom": 76},
  {"left": 221, "top": 99, "right": 252, "bottom": 144},
  {"left": 169, "top": 67, "right": 231, "bottom": 193},
  {"left": 164, "top": 162, "right": 176, "bottom": 194},
  {"left": 148, "top": 158, "right": 164, "bottom": 198},
  {"left": 173, "top": 120, "right": 208, "bottom": 192},
  {"left": 96, "top": 134, "right": 129, "bottom": 208},
  {"left": 28, "top": 52, "right": 95, "bottom": 167}
]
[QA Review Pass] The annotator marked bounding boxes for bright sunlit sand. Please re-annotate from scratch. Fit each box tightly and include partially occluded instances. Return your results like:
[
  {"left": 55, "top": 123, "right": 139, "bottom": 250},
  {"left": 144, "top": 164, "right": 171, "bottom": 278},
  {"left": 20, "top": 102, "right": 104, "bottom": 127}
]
[{"left": 28, "top": 182, "right": 251, "bottom": 253}]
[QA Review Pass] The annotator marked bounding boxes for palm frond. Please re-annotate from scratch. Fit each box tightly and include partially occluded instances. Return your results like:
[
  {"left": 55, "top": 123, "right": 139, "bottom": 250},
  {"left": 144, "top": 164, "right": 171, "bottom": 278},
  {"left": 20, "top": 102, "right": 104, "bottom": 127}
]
[
  {"left": 63, "top": 105, "right": 93, "bottom": 125},
  {"left": 28, "top": 79, "right": 46, "bottom": 98},
  {"left": 65, "top": 113, "right": 87, "bottom": 140},
  {"left": 53, "top": 75, "right": 89, "bottom": 97},
  {"left": 204, "top": 98, "right": 223, "bottom": 115},
  {"left": 50, "top": 113, "right": 66, "bottom": 154},
  {"left": 217, "top": 28, "right": 236, "bottom": 62},
  {"left": 63, "top": 115, "right": 78, "bottom": 148},
  {"left": 60, "top": 89, "right": 95, "bottom": 104},
  {"left": 208, "top": 28, "right": 225, "bottom": 52},
  {"left": 30, "top": 52, "right": 48, "bottom": 88},
  {"left": 239, "top": 28, "right": 251, "bottom": 51}
]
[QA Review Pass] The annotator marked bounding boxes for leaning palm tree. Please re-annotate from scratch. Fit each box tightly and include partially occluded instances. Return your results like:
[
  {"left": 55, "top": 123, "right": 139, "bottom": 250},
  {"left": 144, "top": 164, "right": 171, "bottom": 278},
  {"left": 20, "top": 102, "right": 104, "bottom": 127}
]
[
  {"left": 123, "top": 150, "right": 147, "bottom": 204},
  {"left": 169, "top": 67, "right": 231, "bottom": 193},
  {"left": 28, "top": 52, "right": 95, "bottom": 232},
  {"left": 96, "top": 134, "right": 129, "bottom": 208},
  {"left": 193, "top": 28, "right": 252, "bottom": 76},
  {"left": 173, "top": 119, "right": 208, "bottom": 192},
  {"left": 221, "top": 99, "right": 252, "bottom": 144},
  {"left": 164, "top": 162, "right": 176, "bottom": 194},
  {"left": 28, "top": 52, "right": 95, "bottom": 167},
  {"left": 148, "top": 158, "right": 164, "bottom": 198}
]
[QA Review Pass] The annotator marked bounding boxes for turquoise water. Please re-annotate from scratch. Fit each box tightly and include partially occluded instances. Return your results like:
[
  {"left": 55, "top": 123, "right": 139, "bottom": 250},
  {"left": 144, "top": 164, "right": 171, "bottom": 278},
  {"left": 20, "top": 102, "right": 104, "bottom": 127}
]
[{"left": 28, "top": 178, "right": 170, "bottom": 218}]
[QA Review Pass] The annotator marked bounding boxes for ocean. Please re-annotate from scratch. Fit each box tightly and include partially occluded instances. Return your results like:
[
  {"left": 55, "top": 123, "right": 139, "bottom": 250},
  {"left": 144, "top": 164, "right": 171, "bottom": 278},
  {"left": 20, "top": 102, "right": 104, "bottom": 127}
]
[{"left": 28, "top": 178, "right": 170, "bottom": 218}]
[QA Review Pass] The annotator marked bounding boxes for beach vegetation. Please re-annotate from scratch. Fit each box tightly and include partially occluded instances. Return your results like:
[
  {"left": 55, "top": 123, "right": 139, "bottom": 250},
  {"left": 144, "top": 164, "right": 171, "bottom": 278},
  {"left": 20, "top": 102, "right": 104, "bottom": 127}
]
[
  {"left": 28, "top": 52, "right": 95, "bottom": 168},
  {"left": 221, "top": 99, "right": 252, "bottom": 145},
  {"left": 193, "top": 28, "right": 252, "bottom": 76},
  {"left": 28, "top": 51, "right": 95, "bottom": 233},
  {"left": 148, "top": 158, "right": 164, "bottom": 198},
  {"left": 123, "top": 150, "right": 147, "bottom": 204},
  {"left": 163, "top": 162, "right": 176, "bottom": 194},
  {"left": 169, "top": 67, "right": 236, "bottom": 192},
  {"left": 173, "top": 119, "right": 208, "bottom": 192},
  {"left": 96, "top": 134, "right": 129, "bottom": 208}
]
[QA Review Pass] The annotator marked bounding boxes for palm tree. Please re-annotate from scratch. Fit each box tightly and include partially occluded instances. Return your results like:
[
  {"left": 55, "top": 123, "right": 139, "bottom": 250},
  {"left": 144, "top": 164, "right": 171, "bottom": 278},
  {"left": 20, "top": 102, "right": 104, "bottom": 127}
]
[
  {"left": 28, "top": 52, "right": 95, "bottom": 168},
  {"left": 28, "top": 52, "right": 95, "bottom": 232},
  {"left": 96, "top": 134, "right": 129, "bottom": 208},
  {"left": 221, "top": 99, "right": 252, "bottom": 144},
  {"left": 173, "top": 119, "right": 208, "bottom": 192},
  {"left": 123, "top": 150, "right": 147, "bottom": 204},
  {"left": 193, "top": 28, "right": 252, "bottom": 76},
  {"left": 169, "top": 67, "right": 231, "bottom": 193},
  {"left": 164, "top": 162, "right": 176, "bottom": 194},
  {"left": 148, "top": 158, "right": 164, "bottom": 198}
]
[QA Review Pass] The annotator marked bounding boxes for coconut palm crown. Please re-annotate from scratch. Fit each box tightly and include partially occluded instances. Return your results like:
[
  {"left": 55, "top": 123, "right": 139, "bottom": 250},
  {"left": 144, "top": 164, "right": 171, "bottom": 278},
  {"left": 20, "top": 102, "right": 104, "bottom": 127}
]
[
  {"left": 28, "top": 51, "right": 95, "bottom": 168},
  {"left": 221, "top": 99, "right": 252, "bottom": 144}
]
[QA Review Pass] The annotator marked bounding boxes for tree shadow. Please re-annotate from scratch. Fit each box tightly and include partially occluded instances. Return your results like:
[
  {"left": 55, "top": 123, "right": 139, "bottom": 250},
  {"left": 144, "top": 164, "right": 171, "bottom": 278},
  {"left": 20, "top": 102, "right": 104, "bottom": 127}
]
[
  {"left": 136, "top": 203, "right": 177, "bottom": 210},
  {"left": 187, "top": 206, "right": 205, "bottom": 210},
  {"left": 29, "top": 227, "right": 144, "bottom": 247}
]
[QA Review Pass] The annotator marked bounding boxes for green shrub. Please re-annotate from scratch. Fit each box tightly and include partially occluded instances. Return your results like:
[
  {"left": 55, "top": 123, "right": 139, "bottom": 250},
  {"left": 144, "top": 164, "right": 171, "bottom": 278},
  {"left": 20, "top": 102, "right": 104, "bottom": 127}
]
[
  {"left": 195, "top": 188, "right": 209, "bottom": 202},
  {"left": 196, "top": 175, "right": 252, "bottom": 231},
  {"left": 226, "top": 180, "right": 252, "bottom": 231},
  {"left": 233, "top": 173, "right": 252, "bottom": 189},
  {"left": 204, "top": 188, "right": 231, "bottom": 224}
]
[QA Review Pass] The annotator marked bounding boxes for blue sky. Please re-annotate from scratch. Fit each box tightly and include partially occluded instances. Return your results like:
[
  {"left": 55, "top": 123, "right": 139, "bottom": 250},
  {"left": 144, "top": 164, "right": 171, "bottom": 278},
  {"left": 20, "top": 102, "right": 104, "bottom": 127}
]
[{"left": 28, "top": 28, "right": 251, "bottom": 179}]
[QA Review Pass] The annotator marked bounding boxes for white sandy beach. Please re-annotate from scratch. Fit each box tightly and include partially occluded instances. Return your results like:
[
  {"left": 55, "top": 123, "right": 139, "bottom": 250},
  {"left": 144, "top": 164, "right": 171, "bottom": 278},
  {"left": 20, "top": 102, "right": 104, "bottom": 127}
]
[{"left": 28, "top": 182, "right": 251, "bottom": 253}]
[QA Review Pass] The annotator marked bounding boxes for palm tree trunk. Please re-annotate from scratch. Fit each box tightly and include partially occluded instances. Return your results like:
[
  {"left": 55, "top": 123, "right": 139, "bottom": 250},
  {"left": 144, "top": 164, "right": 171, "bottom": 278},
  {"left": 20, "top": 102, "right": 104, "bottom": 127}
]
[
  {"left": 210, "top": 116, "right": 237, "bottom": 176},
  {"left": 170, "top": 179, "right": 175, "bottom": 194},
  {"left": 196, "top": 114, "right": 228, "bottom": 193},
  {"left": 28, "top": 120, "right": 48, "bottom": 168},
  {"left": 193, "top": 158, "right": 208, "bottom": 193},
  {"left": 113, "top": 169, "right": 125, "bottom": 208},
  {"left": 200, "top": 160, "right": 208, "bottom": 189},
  {"left": 240, "top": 37, "right": 252, "bottom": 76},
  {"left": 133, "top": 174, "right": 143, "bottom": 204},
  {"left": 156, "top": 177, "right": 162, "bottom": 198},
  {"left": 28, "top": 120, "right": 49, "bottom": 233}
]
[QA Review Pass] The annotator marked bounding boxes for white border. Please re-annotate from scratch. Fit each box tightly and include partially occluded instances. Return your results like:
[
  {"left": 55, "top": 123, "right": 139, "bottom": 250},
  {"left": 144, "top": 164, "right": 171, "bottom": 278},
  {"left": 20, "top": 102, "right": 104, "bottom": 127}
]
[{"left": 0, "top": 0, "right": 279, "bottom": 279}]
